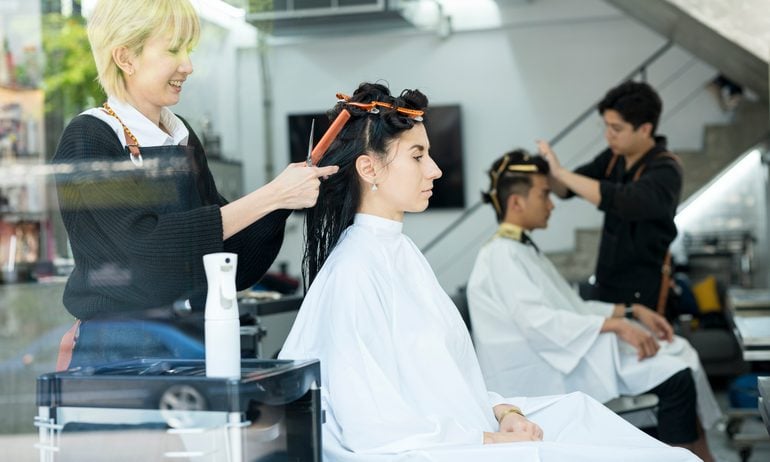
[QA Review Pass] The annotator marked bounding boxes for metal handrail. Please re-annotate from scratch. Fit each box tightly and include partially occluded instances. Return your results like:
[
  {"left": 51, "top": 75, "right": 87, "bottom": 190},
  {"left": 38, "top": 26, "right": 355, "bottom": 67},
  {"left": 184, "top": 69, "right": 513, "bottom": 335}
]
[{"left": 420, "top": 40, "right": 674, "bottom": 254}]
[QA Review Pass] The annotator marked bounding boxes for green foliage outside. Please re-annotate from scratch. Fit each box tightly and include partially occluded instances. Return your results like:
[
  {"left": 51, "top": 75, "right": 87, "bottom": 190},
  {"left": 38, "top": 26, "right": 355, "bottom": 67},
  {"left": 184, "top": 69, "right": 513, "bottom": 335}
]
[
  {"left": 42, "top": 13, "right": 103, "bottom": 120},
  {"left": 247, "top": 0, "right": 275, "bottom": 35}
]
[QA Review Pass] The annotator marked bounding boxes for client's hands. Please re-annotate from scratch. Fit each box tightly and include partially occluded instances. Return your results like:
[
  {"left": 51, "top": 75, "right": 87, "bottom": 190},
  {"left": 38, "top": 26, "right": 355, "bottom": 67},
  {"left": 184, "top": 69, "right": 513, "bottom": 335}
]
[
  {"left": 483, "top": 406, "right": 543, "bottom": 444},
  {"left": 615, "top": 320, "right": 660, "bottom": 360},
  {"left": 499, "top": 412, "right": 543, "bottom": 440},
  {"left": 632, "top": 304, "right": 674, "bottom": 342},
  {"left": 268, "top": 162, "right": 339, "bottom": 210},
  {"left": 484, "top": 419, "right": 543, "bottom": 443}
]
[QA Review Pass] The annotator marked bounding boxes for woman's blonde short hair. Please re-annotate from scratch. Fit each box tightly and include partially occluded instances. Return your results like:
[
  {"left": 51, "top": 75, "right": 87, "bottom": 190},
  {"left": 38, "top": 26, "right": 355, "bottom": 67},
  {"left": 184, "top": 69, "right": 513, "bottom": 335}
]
[{"left": 87, "top": 0, "right": 200, "bottom": 101}]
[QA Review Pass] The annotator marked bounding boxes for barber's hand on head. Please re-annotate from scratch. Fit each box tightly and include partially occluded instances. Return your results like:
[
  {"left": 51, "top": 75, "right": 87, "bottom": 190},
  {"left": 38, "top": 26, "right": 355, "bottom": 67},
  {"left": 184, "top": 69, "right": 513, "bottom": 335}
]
[
  {"left": 536, "top": 140, "right": 562, "bottom": 173},
  {"left": 616, "top": 320, "right": 660, "bottom": 360},
  {"left": 632, "top": 304, "right": 674, "bottom": 342},
  {"left": 268, "top": 162, "right": 339, "bottom": 210}
]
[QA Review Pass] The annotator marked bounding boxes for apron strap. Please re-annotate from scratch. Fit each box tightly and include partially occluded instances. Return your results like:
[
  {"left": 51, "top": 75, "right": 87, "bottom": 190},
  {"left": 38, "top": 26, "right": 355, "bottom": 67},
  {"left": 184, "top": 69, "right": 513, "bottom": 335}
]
[
  {"left": 632, "top": 151, "right": 681, "bottom": 181},
  {"left": 101, "top": 103, "right": 142, "bottom": 159},
  {"left": 56, "top": 320, "right": 81, "bottom": 371},
  {"left": 656, "top": 251, "right": 673, "bottom": 315},
  {"left": 604, "top": 153, "right": 619, "bottom": 178}
]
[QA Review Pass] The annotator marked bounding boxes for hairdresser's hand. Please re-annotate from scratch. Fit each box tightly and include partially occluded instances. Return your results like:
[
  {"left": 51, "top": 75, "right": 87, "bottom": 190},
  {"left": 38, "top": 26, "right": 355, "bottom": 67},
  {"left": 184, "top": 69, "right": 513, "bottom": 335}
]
[
  {"left": 633, "top": 304, "right": 674, "bottom": 342},
  {"left": 536, "top": 140, "right": 572, "bottom": 198},
  {"left": 615, "top": 320, "right": 660, "bottom": 360},
  {"left": 536, "top": 140, "right": 563, "bottom": 174},
  {"left": 268, "top": 162, "right": 339, "bottom": 210}
]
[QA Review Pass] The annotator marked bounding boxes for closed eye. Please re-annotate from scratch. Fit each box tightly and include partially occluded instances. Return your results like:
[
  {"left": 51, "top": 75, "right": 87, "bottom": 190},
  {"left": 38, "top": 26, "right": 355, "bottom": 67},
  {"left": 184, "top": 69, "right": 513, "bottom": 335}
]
[
  {"left": 169, "top": 47, "right": 194, "bottom": 55},
  {"left": 411, "top": 144, "right": 427, "bottom": 161}
]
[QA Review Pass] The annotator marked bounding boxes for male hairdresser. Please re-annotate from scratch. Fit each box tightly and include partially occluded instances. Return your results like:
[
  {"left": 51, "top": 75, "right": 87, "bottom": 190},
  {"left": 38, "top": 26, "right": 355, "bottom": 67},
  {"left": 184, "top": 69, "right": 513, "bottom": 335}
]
[{"left": 538, "top": 81, "right": 680, "bottom": 313}]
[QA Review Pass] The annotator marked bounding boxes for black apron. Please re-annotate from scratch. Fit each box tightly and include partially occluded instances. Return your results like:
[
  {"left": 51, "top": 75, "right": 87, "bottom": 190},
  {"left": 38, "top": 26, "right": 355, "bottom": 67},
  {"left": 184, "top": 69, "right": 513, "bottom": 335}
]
[{"left": 71, "top": 143, "right": 210, "bottom": 368}]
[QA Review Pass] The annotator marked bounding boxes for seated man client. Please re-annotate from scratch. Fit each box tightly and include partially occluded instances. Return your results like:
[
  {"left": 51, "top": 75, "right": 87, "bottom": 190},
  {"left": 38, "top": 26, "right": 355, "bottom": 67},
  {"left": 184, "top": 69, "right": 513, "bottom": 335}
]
[{"left": 468, "top": 150, "right": 721, "bottom": 462}]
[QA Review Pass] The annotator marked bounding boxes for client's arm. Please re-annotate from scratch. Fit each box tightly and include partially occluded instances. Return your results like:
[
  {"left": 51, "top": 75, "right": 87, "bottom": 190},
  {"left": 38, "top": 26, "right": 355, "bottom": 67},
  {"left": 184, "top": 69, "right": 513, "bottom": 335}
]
[{"left": 609, "top": 304, "right": 674, "bottom": 341}]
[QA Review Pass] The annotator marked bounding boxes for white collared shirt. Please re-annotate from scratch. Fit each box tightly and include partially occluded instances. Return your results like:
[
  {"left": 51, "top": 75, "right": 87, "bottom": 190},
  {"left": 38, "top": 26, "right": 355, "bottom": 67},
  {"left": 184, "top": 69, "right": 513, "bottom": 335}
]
[{"left": 82, "top": 96, "right": 189, "bottom": 148}]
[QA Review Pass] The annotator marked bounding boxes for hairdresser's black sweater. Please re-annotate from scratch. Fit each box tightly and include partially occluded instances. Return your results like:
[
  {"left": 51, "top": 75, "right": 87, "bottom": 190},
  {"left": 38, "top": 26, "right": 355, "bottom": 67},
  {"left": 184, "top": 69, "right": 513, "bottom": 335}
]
[{"left": 53, "top": 115, "right": 290, "bottom": 320}]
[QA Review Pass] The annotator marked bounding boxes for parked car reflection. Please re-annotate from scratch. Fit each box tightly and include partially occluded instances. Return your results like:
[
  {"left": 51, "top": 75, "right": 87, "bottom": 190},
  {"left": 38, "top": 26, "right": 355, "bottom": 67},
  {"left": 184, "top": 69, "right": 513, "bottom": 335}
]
[{"left": 0, "top": 319, "right": 205, "bottom": 434}]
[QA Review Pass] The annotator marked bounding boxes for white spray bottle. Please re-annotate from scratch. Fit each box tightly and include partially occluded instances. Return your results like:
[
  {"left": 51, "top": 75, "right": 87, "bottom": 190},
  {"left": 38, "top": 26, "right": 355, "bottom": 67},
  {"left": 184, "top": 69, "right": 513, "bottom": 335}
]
[{"left": 203, "top": 252, "right": 241, "bottom": 378}]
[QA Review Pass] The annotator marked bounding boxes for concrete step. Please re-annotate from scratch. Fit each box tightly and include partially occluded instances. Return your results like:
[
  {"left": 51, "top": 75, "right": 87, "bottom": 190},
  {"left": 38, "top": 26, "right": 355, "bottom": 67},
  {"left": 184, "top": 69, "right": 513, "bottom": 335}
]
[
  {"left": 575, "top": 228, "right": 601, "bottom": 253},
  {"left": 681, "top": 100, "right": 769, "bottom": 200},
  {"left": 547, "top": 228, "right": 600, "bottom": 283}
]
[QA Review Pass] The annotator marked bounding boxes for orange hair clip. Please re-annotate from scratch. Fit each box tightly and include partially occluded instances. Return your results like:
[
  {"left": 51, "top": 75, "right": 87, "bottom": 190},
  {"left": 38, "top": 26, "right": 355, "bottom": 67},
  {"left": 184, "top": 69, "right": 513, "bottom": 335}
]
[{"left": 336, "top": 93, "right": 424, "bottom": 121}]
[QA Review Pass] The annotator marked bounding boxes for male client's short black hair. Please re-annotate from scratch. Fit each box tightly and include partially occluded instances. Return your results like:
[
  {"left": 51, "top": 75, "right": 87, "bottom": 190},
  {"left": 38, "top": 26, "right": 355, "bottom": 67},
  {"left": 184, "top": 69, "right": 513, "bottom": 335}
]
[{"left": 482, "top": 149, "right": 549, "bottom": 223}]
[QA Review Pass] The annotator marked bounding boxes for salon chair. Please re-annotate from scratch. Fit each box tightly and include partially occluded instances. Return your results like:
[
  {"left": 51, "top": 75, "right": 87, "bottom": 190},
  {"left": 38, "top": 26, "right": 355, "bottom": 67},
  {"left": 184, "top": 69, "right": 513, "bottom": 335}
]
[
  {"left": 450, "top": 287, "right": 473, "bottom": 335},
  {"left": 453, "top": 286, "right": 660, "bottom": 430}
]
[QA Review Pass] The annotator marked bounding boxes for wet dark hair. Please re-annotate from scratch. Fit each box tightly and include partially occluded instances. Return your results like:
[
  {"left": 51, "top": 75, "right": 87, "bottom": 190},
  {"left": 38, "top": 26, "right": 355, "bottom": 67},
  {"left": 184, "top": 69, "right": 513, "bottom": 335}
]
[
  {"left": 303, "top": 82, "right": 429, "bottom": 286},
  {"left": 597, "top": 81, "right": 662, "bottom": 135},
  {"left": 481, "top": 149, "right": 549, "bottom": 223}
]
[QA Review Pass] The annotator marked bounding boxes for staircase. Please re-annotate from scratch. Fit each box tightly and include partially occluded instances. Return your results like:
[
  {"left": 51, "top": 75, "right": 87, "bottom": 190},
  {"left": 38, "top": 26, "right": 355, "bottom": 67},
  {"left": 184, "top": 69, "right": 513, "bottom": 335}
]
[
  {"left": 604, "top": 0, "right": 769, "bottom": 101},
  {"left": 548, "top": 228, "right": 601, "bottom": 284},
  {"left": 680, "top": 99, "right": 769, "bottom": 200},
  {"left": 548, "top": 97, "right": 770, "bottom": 283}
]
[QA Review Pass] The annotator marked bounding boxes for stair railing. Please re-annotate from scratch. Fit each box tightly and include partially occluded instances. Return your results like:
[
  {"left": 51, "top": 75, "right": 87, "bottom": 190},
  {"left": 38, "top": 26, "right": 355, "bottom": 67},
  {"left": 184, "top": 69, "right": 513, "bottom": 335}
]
[{"left": 420, "top": 40, "right": 674, "bottom": 255}]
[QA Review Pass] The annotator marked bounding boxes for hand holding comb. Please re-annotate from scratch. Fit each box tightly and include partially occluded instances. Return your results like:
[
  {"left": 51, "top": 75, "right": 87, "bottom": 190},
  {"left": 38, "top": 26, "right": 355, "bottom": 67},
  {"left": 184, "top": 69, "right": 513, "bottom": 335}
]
[{"left": 307, "top": 109, "right": 351, "bottom": 166}]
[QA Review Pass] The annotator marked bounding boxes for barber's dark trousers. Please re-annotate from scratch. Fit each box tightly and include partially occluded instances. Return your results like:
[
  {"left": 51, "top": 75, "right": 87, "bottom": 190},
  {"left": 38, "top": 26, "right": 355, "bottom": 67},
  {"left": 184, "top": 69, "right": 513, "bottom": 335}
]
[{"left": 646, "top": 368, "right": 698, "bottom": 444}]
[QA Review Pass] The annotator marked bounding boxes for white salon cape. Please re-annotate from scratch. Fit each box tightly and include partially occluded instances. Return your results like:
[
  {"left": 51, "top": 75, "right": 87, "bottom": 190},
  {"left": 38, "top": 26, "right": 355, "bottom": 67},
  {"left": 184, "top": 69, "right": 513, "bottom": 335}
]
[
  {"left": 468, "top": 232, "right": 722, "bottom": 430},
  {"left": 280, "top": 214, "right": 699, "bottom": 462}
]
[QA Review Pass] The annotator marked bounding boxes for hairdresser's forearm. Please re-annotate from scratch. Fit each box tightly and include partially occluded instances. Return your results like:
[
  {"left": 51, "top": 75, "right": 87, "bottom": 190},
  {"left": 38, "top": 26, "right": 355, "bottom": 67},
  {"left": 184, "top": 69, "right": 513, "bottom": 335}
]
[{"left": 551, "top": 167, "right": 600, "bottom": 205}]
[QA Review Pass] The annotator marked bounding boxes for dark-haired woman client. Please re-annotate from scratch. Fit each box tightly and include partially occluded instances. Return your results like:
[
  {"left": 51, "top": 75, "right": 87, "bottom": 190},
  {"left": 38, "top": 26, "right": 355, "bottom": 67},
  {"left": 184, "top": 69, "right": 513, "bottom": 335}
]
[{"left": 278, "top": 82, "right": 700, "bottom": 462}]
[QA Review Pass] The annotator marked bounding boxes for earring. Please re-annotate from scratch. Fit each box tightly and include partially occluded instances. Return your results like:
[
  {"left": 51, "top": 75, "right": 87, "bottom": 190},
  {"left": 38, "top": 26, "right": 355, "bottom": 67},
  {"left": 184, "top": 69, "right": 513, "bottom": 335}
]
[{"left": 371, "top": 183, "right": 378, "bottom": 192}]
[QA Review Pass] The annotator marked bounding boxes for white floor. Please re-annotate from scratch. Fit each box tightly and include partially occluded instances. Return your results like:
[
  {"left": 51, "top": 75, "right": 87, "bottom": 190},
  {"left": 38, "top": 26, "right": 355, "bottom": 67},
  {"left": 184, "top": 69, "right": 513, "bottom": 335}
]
[
  {"left": 706, "top": 391, "right": 770, "bottom": 462},
  {"left": 708, "top": 419, "right": 770, "bottom": 462}
]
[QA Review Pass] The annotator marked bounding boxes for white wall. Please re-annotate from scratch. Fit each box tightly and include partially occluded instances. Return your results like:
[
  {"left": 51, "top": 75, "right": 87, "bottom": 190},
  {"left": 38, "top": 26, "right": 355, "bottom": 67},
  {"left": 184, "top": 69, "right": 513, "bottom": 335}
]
[
  {"left": 179, "top": 0, "right": 730, "bottom": 293},
  {"left": 174, "top": 5, "right": 257, "bottom": 163}
]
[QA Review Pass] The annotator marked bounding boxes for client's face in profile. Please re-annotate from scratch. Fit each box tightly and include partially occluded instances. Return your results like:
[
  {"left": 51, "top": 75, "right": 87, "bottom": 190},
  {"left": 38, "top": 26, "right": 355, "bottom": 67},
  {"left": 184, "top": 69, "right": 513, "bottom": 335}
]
[{"left": 369, "top": 123, "right": 443, "bottom": 219}]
